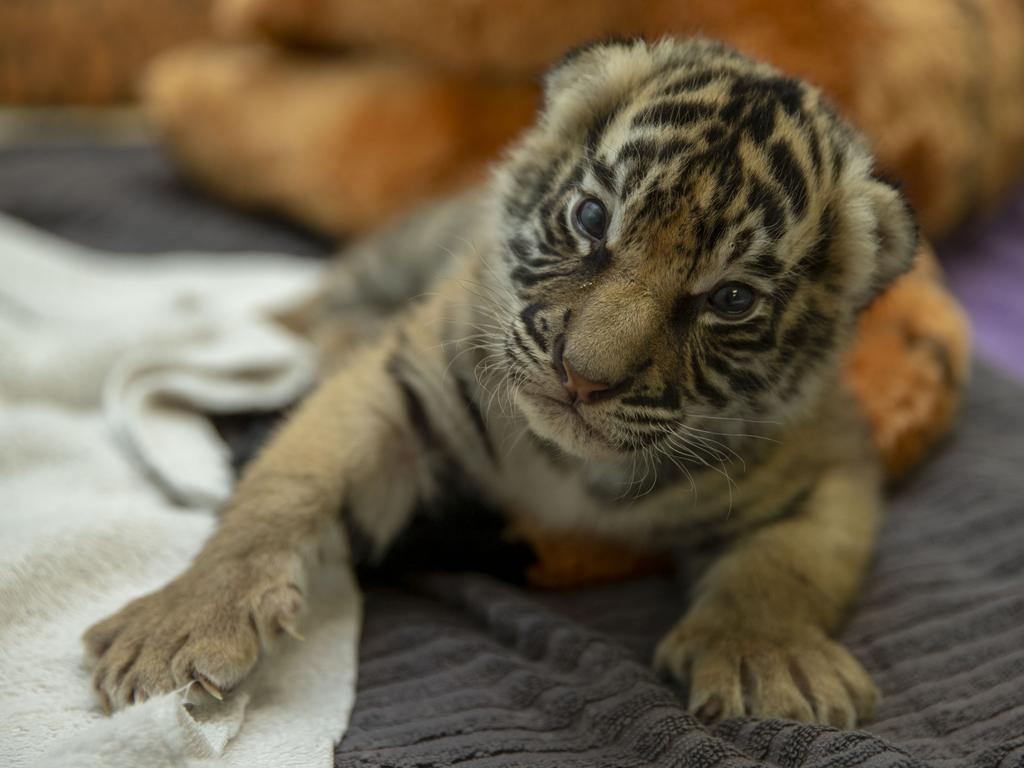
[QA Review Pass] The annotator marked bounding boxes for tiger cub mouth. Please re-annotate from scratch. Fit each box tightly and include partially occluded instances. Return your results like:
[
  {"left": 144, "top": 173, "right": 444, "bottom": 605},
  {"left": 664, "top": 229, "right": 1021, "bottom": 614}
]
[{"left": 517, "top": 386, "right": 623, "bottom": 457}]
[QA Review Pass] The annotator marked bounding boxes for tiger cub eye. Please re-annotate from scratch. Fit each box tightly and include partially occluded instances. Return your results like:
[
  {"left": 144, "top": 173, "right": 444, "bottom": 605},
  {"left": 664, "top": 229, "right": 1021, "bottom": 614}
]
[
  {"left": 573, "top": 197, "right": 608, "bottom": 240},
  {"left": 708, "top": 282, "right": 756, "bottom": 316}
]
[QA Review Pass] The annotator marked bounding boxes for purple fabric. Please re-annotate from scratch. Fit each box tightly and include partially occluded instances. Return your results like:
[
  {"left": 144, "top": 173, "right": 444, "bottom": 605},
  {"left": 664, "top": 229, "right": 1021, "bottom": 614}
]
[{"left": 939, "top": 184, "right": 1024, "bottom": 381}]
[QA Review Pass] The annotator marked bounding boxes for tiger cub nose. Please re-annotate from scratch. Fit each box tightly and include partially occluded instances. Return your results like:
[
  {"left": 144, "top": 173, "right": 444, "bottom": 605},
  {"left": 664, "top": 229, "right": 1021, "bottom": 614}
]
[{"left": 561, "top": 357, "right": 613, "bottom": 404}]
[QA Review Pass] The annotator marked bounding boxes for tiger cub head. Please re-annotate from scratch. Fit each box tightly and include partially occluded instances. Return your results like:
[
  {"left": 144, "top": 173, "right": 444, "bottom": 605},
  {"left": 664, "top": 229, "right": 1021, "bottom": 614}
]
[{"left": 491, "top": 37, "right": 917, "bottom": 460}]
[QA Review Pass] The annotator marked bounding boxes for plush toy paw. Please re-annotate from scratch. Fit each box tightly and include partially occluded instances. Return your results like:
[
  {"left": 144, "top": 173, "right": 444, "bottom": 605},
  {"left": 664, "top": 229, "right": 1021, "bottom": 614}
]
[
  {"left": 215, "top": 0, "right": 323, "bottom": 43},
  {"left": 144, "top": 41, "right": 537, "bottom": 236},
  {"left": 847, "top": 242, "right": 971, "bottom": 480}
]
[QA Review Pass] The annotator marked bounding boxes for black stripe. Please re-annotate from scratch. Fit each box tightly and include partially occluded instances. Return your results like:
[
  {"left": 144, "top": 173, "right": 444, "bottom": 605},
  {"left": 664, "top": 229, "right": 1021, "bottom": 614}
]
[
  {"left": 389, "top": 358, "right": 435, "bottom": 446},
  {"left": 712, "top": 318, "right": 765, "bottom": 337},
  {"left": 807, "top": 126, "right": 823, "bottom": 176},
  {"left": 617, "top": 138, "right": 658, "bottom": 198},
  {"left": 779, "top": 303, "right": 827, "bottom": 355},
  {"left": 689, "top": 359, "right": 729, "bottom": 409},
  {"left": 769, "top": 272, "right": 803, "bottom": 317},
  {"left": 627, "top": 428, "right": 669, "bottom": 449},
  {"left": 622, "top": 381, "right": 680, "bottom": 410},
  {"left": 713, "top": 156, "right": 744, "bottom": 207},
  {"left": 672, "top": 294, "right": 703, "bottom": 330},
  {"left": 747, "top": 177, "right": 786, "bottom": 239},
  {"left": 756, "top": 74, "right": 804, "bottom": 116},
  {"left": 747, "top": 251, "right": 784, "bottom": 279},
  {"left": 612, "top": 424, "right": 670, "bottom": 451},
  {"left": 455, "top": 375, "right": 496, "bottom": 463},
  {"left": 591, "top": 158, "right": 617, "bottom": 194},
  {"left": 779, "top": 307, "right": 836, "bottom": 397},
  {"left": 830, "top": 139, "right": 845, "bottom": 183},
  {"left": 507, "top": 236, "right": 532, "bottom": 262},
  {"left": 615, "top": 137, "right": 657, "bottom": 167},
  {"left": 616, "top": 411, "right": 678, "bottom": 428},
  {"left": 533, "top": 235, "right": 559, "bottom": 259},
  {"left": 622, "top": 165, "right": 651, "bottom": 199},
  {"left": 581, "top": 243, "right": 613, "bottom": 275},
  {"left": 640, "top": 184, "right": 673, "bottom": 224},
  {"left": 550, "top": 162, "right": 586, "bottom": 208},
  {"left": 503, "top": 336, "right": 527, "bottom": 368},
  {"left": 695, "top": 216, "right": 728, "bottom": 253},
  {"left": 516, "top": 251, "right": 561, "bottom": 269},
  {"left": 631, "top": 100, "right": 715, "bottom": 129},
  {"left": 703, "top": 125, "right": 726, "bottom": 145},
  {"left": 720, "top": 95, "right": 774, "bottom": 145},
  {"left": 526, "top": 157, "right": 575, "bottom": 223},
  {"left": 742, "top": 102, "right": 777, "bottom": 143},
  {"left": 661, "top": 70, "right": 718, "bottom": 96},
  {"left": 526, "top": 430, "right": 569, "bottom": 467},
  {"left": 519, "top": 302, "right": 549, "bottom": 353},
  {"left": 507, "top": 161, "right": 559, "bottom": 221},
  {"left": 510, "top": 266, "right": 574, "bottom": 287},
  {"left": 704, "top": 352, "right": 769, "bottom": 396},
  {"left": 538, "top": 207, "right": 569, "bottom": 253},
  {"left": 555, "top": 208, "right": 574, "bottom": 247},
  {"left": 721, "top": 330, "right": 775, "bottom": 353},
  {"left": 586, "top": 106, "right": 620, "bottom": 151},
  {"left": 656, "top": 138, "right": 697, "bottom": 163},
  {"left": 799, "top": 206, "right": 835, "bottom": 282},
  {"left": 768, "top": 140, "right": 808, "bottom": 216},
  {"left": 511, "top": 327, "right": 543, "bottom": 366}
]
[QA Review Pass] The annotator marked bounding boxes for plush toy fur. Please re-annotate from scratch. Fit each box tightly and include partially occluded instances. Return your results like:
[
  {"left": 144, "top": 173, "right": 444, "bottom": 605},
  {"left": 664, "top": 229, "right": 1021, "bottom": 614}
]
[
  {"left": 148, "top": 0, "right": 1024, "bottom": 238},
  {"left": 140, "top": 0, "right": 990, "bottom": 588},
  {"left": 146, "top": 45, "right": 537, "bottom": 233},
  {"left": 846, "top": 244, "right": 971, "bottom": 480},
  {"left": 0, "top": 0, "right": 211, "bottom": 104}
]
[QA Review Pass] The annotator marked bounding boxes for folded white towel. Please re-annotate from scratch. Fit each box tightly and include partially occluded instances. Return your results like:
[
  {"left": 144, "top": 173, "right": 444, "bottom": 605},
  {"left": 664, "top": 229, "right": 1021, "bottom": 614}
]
[{"left": 0, "top": 215, "right": 361, "bottom": 767}]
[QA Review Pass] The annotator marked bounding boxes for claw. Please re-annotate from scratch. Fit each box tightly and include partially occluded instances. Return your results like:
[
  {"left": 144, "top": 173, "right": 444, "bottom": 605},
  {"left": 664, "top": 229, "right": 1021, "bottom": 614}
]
[
  {"left": 280, "top": 622, "right": 305, "bottom": 642},
  {"left": 694, "top": 694, "right": 724, "bottom": 723},
  {"left": 196, "top": 674, "right": 224, "bottom": 701}
]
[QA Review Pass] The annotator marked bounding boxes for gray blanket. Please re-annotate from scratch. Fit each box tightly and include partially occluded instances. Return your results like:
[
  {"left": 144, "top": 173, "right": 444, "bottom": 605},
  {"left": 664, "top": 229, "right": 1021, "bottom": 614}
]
[
  {"left": 2, "top": 145, "right": 1021, "bottom": 768},
  {"left": 343, "top": 365, "right": 1024, "bottom": 767}
]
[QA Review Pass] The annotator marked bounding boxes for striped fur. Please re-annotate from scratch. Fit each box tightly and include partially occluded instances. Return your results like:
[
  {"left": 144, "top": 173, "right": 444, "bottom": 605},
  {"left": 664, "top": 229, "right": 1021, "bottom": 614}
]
[{"left": 85, "top": 38, "right": 917, "bottom": 727}]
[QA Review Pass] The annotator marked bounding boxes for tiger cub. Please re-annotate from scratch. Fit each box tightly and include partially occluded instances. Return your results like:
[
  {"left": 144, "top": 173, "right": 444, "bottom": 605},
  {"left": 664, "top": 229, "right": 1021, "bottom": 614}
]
[{"left": 85, "top": 38, "right": 916, "bottom": 726}]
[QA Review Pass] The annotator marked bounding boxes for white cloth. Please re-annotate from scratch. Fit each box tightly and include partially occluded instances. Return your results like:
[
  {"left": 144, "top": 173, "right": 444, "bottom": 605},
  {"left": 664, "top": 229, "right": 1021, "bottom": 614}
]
[{"left": 0, "top": 215, "right": 361, "bottom": 767}]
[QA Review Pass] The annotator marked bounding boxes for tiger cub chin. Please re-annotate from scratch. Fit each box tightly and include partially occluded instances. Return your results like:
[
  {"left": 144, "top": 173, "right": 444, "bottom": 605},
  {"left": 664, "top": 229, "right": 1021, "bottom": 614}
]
[{"left": 84, "top": 37, "right": 915, "bottom": 726}]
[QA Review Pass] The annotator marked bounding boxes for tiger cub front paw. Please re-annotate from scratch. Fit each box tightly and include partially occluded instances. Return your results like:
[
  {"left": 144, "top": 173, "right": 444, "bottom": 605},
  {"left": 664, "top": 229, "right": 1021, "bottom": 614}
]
[
  {"left": 83, "top": 554, "right": 305, "bottom": 711},
  {"left": 654, "top": 612, "right": 879, "bottom": 728}
]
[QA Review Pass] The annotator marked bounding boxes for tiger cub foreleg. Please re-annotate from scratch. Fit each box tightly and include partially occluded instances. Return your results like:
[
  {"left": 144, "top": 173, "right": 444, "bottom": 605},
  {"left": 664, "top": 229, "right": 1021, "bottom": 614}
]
[
  {"left": 655, "top": 460, "right": 883, "bottom": 728},
  {"left": 83, "top": 322, "right": 451, "bottom": 710}
]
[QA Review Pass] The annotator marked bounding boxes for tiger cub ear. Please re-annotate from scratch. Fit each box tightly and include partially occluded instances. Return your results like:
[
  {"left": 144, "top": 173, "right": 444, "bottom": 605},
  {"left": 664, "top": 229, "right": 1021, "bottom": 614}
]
[
  {"left": 543, "top": 38, "right": 644, "bottom": 101},
  {"left": 849, "top": 175, "right": 919, "bottom": 308},
  {"left": 540, "top": 37, "right": 654, "bottom": 138}
]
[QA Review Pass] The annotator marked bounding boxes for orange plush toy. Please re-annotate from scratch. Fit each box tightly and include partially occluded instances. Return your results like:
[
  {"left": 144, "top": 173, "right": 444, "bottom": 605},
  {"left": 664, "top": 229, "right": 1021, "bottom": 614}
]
[
  {"left": 143, "top": 0, "right": 988, "bottom": 586},
  {"left": 0, "top": 0, "right": 211, "bottom": 104},
  {"left": 147, "top": 0, "right": 1024, "bottom": 238}
]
